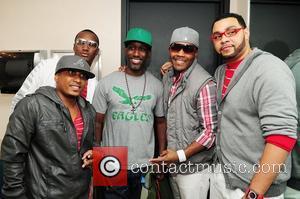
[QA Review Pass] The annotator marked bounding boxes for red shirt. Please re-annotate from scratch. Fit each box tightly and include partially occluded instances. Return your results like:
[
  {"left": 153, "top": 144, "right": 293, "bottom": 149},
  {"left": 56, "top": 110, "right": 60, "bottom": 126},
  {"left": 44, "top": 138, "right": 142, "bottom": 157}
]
[
  {"left": 73, "top": 110, "right": 84, "bottom": 150},
  {"left": 221, "top": 59, "right": 242, "bottom": 97}
]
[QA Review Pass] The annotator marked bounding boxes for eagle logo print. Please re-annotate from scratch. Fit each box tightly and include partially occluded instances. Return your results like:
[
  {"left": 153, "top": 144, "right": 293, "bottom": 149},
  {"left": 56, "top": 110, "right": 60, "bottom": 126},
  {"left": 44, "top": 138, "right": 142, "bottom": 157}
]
[{"left": 112, "top": 86, "right": 152, "bottom": 106}]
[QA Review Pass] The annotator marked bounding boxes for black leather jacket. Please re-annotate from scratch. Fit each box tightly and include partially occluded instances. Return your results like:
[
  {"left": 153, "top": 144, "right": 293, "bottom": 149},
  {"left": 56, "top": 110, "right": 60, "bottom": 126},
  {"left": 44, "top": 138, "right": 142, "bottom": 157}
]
[{"left": 1, "top": 86, "right": 95, "bottom": 199}]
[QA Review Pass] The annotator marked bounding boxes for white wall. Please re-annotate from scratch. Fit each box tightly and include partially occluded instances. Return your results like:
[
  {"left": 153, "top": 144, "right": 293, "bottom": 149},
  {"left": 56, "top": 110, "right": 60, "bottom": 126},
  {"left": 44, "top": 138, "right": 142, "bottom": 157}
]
[
  {"left": 0, "top": 0, "right": 121, "bottom": 77},
  {"left": 230, "top": 0, "right": 250, "bottom": 27},
  {"left": 0, "top": 0, "right": 122, "bottom": 143}
]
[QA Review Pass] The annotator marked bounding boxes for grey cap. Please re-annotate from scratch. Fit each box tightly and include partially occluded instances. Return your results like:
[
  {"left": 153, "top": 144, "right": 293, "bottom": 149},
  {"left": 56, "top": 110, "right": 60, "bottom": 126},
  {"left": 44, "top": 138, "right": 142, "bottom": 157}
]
[
  {"left": 55, "top": 55, "right": 95, "bottom": 79},
  {"left": 170, "top": 27, "right": 199, "bottom": 47}
]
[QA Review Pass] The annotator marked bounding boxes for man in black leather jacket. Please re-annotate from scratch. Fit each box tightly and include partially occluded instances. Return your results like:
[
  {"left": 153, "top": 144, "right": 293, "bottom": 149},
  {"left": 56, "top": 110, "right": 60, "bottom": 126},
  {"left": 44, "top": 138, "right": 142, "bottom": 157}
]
[{"left": 1, "top": 55, "right": 96, "bottom": 199}]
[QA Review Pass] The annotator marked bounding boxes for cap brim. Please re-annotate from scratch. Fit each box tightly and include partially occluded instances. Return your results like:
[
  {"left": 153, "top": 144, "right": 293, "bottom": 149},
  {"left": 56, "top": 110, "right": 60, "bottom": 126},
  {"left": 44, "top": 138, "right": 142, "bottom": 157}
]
[
  {"left": 83, "top": 71, "right": 95, "bottom": 79},
  {"left": 124, "top": 40, "right": 152, "bottom": 48},
  {"left": 55, "top": 68, "right": 95, "bottom": 79}
]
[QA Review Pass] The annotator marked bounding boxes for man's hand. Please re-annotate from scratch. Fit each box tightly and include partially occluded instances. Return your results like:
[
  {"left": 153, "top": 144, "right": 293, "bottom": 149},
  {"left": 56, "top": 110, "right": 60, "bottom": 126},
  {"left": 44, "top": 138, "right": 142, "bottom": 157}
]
[
  {"left": 160, "top": 61, "right": 172, "bottom": 75},
  {"left": 149, "top": 149, "right": 179, "bottom": 164},
  {"left": 245, "top": 143, "right": 290, "bottom": 195},
  {"left": 82, "top": 150, "right": 93, "bottom": 168}
]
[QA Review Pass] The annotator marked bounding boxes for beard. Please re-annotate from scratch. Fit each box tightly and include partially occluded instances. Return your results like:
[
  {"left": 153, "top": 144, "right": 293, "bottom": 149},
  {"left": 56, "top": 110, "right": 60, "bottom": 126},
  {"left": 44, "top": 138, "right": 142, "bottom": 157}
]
[
  {"left": 221, "top": 37, "right": 246, "bottom": 61},
  {"left": 128, "top": 63, "right": 142, "bottom": 71}
]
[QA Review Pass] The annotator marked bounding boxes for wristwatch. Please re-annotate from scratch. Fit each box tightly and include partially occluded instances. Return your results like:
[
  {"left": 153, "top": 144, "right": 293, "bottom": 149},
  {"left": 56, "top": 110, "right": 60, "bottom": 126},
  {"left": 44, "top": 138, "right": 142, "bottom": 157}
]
[{"left": 246, "top": 188, "right": 264, "bottom": 199}]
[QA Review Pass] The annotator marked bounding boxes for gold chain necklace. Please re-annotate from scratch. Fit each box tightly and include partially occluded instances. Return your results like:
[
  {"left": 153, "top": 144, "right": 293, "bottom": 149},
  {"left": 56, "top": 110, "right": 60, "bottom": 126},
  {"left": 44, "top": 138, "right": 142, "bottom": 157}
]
[{"left": 124, "top": 72, "right": 146, "bottom": 113}]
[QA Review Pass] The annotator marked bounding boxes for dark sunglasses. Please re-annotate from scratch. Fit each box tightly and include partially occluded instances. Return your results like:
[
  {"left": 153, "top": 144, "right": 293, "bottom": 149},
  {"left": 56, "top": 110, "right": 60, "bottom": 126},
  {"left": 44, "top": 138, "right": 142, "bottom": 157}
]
[
  {"left": 60, "top": 69, "right": 88, "bottom": 80},
  {"left": 169, "top": 43, "right": 197, "bottom": 54}
]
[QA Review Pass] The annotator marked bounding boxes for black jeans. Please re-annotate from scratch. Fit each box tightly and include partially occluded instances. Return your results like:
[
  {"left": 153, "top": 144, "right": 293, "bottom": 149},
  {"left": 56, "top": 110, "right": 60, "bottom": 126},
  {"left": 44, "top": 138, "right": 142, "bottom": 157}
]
[{"left": 98, "top": 169, "right": 144, "bottom": 199}]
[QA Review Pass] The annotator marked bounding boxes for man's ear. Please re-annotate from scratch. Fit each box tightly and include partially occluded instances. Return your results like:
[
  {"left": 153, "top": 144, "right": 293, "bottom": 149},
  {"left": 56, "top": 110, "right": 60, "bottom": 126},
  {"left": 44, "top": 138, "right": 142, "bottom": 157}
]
[
  {"left": 147, "top": 50, "right": 152, "bottom": 59},
  {"left": 194, "top": 49, "right": 198, "bottom": 58},
  {"left": 244, "top": 27, "right": 250, "bottom": 41},
  {"left": 54, "top": 74, "right": 58, "bottom": 83}
]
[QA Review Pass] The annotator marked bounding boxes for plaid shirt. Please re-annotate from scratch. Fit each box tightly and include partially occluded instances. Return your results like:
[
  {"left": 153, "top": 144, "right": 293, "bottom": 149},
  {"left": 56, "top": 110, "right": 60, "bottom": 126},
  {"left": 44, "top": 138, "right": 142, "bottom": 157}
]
[{"left": 169, "top": 72, "right": 217, "bottom": 148}]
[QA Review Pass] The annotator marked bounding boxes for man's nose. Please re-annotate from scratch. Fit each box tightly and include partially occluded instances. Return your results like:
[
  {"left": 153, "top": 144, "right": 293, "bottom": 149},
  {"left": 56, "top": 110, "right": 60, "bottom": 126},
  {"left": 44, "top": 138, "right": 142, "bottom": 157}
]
[
  {"left": 82, "top": 44, "right": 90, "bottom": 50},
  {"left": 133, "top": 49, "right": 140, "bottom": 56},
  {"left": 220, "top": 34, "right": 230, "bottom": 43}
]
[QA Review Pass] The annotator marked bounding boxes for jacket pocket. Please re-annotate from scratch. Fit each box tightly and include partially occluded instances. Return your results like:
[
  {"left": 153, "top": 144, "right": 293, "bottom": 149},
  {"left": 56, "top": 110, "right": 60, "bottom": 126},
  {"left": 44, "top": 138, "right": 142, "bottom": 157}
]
[{"left": 38, "top": 120, "right": 66, "bottom": 146}]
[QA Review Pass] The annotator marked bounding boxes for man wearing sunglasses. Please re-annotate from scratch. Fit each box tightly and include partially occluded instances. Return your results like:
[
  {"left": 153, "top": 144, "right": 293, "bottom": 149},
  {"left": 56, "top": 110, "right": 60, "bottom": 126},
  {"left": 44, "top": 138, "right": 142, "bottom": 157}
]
[
  {"left": 11, "top": 29, "right": 100, "bottom": 111},
  {"left": 150, "top": 27, "right": 217, "bottom": 199},
  {"left": 1, "top": 55, "right": 96, "bottom": 198},
  {"left": 210, "top": 13, "right": 297, "bottom": 199}
]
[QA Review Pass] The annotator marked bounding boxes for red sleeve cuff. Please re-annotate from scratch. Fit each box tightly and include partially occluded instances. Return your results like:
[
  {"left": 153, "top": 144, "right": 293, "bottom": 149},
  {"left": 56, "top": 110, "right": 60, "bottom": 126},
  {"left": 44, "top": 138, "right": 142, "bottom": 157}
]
[{"left": 265, "top": 135, "right": 296, "bottom": 152}]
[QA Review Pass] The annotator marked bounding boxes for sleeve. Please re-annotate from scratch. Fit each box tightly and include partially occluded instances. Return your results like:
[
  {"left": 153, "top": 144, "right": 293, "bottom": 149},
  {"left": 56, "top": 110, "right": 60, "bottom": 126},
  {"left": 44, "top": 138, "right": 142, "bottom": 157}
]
[
  {"left": 86, "top": 78, "right": 98, "bottom": 103},
  {"left": 1, "top": 97, "right": 36, "bottom": 199},
  {"left": 10, "top": 60, "right": 47, "bottom": 112},
  {"left": 265, "top": 135, "right": 296, "bottom": 152},
  {"left": 254, "top": 57, "right": 298, "bottom": 139},
  {"left": 154, "top": 82, "right": 165, "bottom": 117},
  {"left": 92, "top": 80, "right": 108, "bottom": 114},
  {"left": 195, "top": 80, "right": 218, "bottom": 149}
]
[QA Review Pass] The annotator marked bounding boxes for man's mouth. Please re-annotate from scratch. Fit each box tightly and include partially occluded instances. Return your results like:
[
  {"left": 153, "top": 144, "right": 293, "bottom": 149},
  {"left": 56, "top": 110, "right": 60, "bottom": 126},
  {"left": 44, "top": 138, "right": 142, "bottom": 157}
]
[
  {"left": 80, "top": 53, "right": 89, "bottom": 58},
  {"left": 172, "top": 57, "right": 186, "bottom": 65},
  {"left": 70, "top": 84, "right": 81, "bottom": 91},
  {"left": 130, "top": 58, "right": 142, "bottom": 65},
  {"left": 220, "top": 45, "right": 233, "bottom": 52}
]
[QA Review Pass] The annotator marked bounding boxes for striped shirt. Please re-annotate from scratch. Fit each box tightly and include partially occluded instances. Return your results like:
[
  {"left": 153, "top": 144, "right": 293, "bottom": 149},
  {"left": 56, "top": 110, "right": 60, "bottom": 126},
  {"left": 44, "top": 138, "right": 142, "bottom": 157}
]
[
  {"left": 74, "top": 110, "right": 84, "bottom": 150},
  {"left": 168, "top": 72, "right": 185, "bottom": 106},
  {"left": 221, "top": 59, "right": 242, "bottom": 97},
  {"left": 169, "top": 73, "right": 217, "bottom": 148}
]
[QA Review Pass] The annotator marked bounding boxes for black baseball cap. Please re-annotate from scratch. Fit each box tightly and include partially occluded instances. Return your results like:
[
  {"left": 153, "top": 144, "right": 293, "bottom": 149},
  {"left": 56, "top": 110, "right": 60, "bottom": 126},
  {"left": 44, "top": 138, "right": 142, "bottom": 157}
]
[{"left": 55, "top": 55, "right": 95, "bottom": 79}]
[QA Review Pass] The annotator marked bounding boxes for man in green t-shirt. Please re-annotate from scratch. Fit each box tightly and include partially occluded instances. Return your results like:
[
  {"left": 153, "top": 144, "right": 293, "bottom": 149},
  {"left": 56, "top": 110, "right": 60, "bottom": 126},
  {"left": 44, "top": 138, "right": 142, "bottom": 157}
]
[{"left": 92, "top": 27, "right": 166, "bottom": 199}]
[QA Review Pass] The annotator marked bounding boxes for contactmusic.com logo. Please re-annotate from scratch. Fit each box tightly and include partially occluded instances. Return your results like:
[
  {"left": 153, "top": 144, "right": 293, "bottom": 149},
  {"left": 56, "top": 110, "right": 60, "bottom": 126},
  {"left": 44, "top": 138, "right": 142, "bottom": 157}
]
[{"left": 93, "top": 147, "right": 128, "bottom": 186}]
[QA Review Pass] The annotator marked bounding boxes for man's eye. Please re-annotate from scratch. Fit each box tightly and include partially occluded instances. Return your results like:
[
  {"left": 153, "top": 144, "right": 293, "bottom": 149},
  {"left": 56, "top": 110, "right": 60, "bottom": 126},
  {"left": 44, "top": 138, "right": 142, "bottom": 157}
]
[
  {"left": 79, "top": 41, "right": 86, "bottom": 45},
  {"left": 139, "top": 47, "right": 147, "bottom": 52},
  {"left": 88, "top": 42, "right": 98, "bottom": 48},
  {"left": 128, "top": 46, "right": 135, "bottom": 51},
  {"left": 226, "top": 30, "right": 236, "bottom": 36},
  {"left": 80, "top": 73, "right": 88, "bottom": 79},
  {"left": 213, "top": 34, "right": 222, "bottom": 40},
  {"left": 68, "top": 70, "right": 76, "bottom": 76}
]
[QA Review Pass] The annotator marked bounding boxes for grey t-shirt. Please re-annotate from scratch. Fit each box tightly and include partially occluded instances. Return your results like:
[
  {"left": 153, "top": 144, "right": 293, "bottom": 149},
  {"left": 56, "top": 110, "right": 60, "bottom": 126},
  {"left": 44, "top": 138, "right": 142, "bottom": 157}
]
[{"left": 92, "top": 71, "right": 164, "bottom": 169}]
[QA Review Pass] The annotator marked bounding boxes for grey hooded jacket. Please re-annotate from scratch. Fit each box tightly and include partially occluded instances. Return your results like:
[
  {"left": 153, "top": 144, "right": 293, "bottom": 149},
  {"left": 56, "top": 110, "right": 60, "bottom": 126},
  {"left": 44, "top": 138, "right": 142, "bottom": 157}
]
[
  {"left": 1, "top": 86, "right": 95, "bottom": 199},
  {"left": 285, "top": 49, "right": 300, "bottom": 191},
  {"left": 215, "top": 48, "right": 298, "bottom": 197}
]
